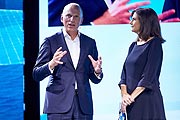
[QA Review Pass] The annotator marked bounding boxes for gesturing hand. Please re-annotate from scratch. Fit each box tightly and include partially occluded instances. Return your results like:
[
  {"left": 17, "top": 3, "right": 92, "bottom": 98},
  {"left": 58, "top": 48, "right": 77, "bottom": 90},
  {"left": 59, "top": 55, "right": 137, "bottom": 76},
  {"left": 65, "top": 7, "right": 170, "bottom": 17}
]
[
  {"left": 93, "top": 0, "right": 150, "bottom": 24},
  {"left": 158, "top": 9, "right": 180, "bottom": 22},
  {"left": 49, "top": 47, "right": 67, "bottom": 70},
  {"left": 88, "top": 55, "right": 102, "bottom": 74}
]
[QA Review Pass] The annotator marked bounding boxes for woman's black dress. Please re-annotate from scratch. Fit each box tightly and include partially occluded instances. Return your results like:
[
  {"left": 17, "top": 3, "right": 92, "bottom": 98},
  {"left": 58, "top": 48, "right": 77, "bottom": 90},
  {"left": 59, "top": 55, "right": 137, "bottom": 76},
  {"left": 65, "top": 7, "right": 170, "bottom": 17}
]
[{"left": 119, "top": 37, "right": 166, "bottom": 120}]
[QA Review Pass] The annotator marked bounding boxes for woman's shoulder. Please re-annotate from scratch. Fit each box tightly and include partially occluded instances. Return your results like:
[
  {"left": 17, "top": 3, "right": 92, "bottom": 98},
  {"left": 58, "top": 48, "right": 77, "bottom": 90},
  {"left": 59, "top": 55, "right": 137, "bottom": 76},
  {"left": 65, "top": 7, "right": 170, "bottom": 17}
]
[
  {"left": 148, "top": 37, "right": 163, "bottom": 51},
  {"left": 151, "top": 37, "right": 165, "bottom": 44}
]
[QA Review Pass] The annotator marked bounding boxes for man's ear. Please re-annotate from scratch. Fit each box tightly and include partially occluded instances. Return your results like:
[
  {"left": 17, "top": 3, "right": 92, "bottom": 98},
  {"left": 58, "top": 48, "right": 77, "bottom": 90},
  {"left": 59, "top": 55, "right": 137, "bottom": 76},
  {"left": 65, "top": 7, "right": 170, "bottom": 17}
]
[
  {"left": 60, "top": 16, "right": 63, "bottom": 23},
  {"left": 80, "top": 18, "right": 83, "bottom": 25}
]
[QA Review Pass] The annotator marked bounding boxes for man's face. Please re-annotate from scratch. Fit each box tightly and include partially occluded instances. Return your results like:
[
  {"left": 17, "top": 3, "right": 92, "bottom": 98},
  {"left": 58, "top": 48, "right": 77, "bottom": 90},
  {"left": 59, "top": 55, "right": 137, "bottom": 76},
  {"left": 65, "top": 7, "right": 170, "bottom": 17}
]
[{"left": 61, "top": 6, "right": 83, "bottom": 33}]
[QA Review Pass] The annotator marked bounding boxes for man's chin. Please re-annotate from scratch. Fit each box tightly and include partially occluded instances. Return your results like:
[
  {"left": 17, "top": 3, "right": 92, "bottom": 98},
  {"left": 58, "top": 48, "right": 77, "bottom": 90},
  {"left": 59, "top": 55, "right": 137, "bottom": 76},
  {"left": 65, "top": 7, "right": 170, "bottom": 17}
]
[{"left": 66, "top": 28, "right": 78, "bottom": 33}]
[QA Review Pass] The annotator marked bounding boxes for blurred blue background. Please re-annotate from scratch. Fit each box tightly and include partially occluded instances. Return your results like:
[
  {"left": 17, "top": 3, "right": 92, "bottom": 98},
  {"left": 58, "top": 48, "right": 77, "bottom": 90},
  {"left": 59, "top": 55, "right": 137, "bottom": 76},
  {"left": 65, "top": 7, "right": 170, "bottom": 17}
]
[{"left": 0, "top": 0, "right": 24, "bottom": 120}]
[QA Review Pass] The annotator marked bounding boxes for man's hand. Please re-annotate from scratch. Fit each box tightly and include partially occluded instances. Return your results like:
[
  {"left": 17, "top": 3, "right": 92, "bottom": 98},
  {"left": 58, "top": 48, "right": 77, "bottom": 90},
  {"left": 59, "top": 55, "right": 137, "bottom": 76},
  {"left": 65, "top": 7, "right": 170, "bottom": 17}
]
[
  {"left": 49, "top": 47, "right": 67, "bottom": 70},
  {"left": 158, "top": 9, "right": 180, "bottom": 22},
  {"left": 93, "top": 0, "right": 180, "bottom": 25},
  {"left": 93, "top": 0, "right": 150, "bottom": 24},
  {"left": 88, "top": 55, "right": 102, "bottom": 74}
]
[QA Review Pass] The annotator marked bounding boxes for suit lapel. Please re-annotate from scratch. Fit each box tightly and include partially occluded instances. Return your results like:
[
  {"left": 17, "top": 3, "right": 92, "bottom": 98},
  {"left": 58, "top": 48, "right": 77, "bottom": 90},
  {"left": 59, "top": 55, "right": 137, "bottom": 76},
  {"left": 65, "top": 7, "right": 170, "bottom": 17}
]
[
  {"left": 56, "top": 32, "right": 88, "bottom": 70},
  {"left": 76, "top": 33, "right": 87, "bottom": 70},
  {"left": 57, "top": 32, "right": 74, "bottom": 69}
]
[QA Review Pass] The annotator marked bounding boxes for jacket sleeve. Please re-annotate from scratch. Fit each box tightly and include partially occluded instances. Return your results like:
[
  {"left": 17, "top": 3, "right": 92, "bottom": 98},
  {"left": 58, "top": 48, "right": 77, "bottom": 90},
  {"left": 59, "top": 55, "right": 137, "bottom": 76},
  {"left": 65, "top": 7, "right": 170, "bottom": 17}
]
[
  {"left": 89, "top": 39, "right": 103, "bottom": 84},
  {"left": 32, "top": 38, "right": 52, "bottom": 81}
]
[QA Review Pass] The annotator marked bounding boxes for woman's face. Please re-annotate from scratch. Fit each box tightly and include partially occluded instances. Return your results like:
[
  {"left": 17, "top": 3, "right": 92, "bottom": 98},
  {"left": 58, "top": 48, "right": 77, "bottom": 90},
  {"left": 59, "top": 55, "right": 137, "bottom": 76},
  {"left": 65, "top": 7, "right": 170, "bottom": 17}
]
[{"left": 130, "top": 12, "right": 141, "bottom": 34}]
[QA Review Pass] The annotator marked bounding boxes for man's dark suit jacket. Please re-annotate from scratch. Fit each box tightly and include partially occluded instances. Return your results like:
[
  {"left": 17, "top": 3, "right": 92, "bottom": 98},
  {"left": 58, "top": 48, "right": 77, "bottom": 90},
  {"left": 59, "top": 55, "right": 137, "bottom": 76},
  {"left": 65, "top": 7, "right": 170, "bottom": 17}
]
[
  {"left": 48, "top": 0, "right": 108, "bottom": 26},
  {"left": 33, "top": 31, "right": 103, "bottom": 114}
]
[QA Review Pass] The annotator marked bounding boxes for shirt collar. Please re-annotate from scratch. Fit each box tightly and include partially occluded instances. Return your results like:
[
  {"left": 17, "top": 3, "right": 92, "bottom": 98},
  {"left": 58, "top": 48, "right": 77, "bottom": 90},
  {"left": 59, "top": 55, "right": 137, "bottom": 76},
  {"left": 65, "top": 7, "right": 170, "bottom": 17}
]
[{"left": 62, "top": 28, "right": 80, "bottom": 40}]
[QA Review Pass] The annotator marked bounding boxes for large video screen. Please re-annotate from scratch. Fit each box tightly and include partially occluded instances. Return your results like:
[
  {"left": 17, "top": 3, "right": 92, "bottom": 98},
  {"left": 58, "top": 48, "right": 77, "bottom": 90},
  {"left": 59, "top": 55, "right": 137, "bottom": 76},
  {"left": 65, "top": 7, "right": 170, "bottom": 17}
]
[
  {"left": 0, "top": 1, "right": 23, "bottom": 120},
  {"left": 39, "top": 0, "right": 180, "bottom": 119}
]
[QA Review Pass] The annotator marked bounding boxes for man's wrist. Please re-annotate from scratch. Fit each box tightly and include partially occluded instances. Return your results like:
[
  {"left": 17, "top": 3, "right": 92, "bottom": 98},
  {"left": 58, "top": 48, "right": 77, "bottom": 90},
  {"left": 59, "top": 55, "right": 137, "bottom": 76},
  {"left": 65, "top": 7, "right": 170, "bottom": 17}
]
[
  {"left": 94, "top": 70, "right": 102, "bottom": 79},
  {"left": 95, "top": 71, "right": 102, "bottom": 75},
  {"left": 94, "top": 68, "right": 102, "bottom": 75},
  {"left": 48, "top": 62, "right": 55, "bottom": 73}
]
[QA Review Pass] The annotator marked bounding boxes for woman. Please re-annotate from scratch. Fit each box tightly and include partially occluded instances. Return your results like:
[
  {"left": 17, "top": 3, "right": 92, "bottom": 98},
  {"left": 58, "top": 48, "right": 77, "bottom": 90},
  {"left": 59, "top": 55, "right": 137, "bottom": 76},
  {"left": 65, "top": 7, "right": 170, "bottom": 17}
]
[{"left": 119, "top": 8, "right": 166, "bottom": 120}]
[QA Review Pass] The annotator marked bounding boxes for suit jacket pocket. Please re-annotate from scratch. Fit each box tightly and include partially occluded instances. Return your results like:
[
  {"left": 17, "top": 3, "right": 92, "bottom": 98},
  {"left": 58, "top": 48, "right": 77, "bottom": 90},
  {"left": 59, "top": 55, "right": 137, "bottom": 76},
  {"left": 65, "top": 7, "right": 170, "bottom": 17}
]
[{"left": 46, "top": 82, "right": 65, "bottom": 94}]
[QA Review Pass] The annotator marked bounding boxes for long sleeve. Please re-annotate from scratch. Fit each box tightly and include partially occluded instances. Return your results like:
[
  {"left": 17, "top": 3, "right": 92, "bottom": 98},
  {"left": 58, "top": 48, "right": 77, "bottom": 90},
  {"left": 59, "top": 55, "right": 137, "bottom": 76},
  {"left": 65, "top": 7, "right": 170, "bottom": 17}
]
[
  {"left": 137, "top": 38, "right": 163, "bottom": 90},
  {"left": 119, "top": 42, "right": 135, "bottom": 86}
]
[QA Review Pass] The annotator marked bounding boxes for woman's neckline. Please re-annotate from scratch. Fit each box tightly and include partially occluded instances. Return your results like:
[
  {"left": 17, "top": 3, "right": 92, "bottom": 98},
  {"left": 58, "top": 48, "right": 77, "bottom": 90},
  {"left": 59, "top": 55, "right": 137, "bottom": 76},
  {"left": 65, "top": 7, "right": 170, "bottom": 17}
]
[{"left": 136, "top": 37, "right": 154, "bottom": 46}]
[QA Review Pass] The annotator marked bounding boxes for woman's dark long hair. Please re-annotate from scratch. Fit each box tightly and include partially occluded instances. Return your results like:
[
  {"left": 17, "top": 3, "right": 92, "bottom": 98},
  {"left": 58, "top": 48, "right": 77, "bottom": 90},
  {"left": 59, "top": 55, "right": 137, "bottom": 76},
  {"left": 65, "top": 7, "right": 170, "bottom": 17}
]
[{"left": 132, "top": 8, "right": 165, "bottom": 43}]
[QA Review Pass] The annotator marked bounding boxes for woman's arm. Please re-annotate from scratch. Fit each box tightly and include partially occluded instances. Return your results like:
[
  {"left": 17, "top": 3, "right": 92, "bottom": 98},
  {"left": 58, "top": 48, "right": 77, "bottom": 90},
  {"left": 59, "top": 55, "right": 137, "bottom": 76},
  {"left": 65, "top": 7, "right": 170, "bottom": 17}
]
[{"left": 130, "top": 87, "right": 145, "bottom": 100}]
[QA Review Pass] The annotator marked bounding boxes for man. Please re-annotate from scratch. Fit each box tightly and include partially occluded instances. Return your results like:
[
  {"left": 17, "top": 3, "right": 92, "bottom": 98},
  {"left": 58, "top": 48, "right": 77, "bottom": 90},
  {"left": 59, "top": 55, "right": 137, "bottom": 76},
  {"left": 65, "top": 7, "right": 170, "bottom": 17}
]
[{"left": 33, "top": 3, "right": 103, "bottom": 120}]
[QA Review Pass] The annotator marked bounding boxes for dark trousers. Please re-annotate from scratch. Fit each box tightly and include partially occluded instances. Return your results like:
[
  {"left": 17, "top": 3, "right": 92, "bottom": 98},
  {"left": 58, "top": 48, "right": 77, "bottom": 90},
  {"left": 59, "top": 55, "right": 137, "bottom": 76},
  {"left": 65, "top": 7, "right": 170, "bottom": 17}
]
[{"left": 47, "top": 92, "right": 93, "bottom": 120}]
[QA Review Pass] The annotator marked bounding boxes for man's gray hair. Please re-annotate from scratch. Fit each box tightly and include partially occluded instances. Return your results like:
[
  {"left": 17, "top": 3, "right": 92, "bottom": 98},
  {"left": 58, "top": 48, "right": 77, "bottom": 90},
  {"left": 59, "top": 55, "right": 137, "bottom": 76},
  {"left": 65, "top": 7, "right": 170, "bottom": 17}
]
[{"left": 62, "top": 3, "right": 83, "bottom": 18}]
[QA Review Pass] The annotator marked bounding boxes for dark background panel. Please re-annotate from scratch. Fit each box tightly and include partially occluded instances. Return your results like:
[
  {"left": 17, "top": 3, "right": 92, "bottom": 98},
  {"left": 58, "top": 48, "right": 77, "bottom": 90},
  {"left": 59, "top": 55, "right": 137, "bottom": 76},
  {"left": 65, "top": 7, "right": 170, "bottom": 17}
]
[{"left": 23, "top": 0, "right": 40, "bottom": 120}]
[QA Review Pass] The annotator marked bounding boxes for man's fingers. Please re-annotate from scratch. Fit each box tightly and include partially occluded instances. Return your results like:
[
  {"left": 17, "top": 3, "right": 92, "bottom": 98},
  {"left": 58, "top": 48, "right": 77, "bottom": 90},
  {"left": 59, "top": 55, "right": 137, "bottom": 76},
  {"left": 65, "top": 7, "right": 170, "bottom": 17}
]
[
  {"left": 162, "top": 18, "right": 180, "bottom": 22},
  {"left": 56, "top": 47, "right": 63, "bottom": 52},
  {"left": 129, "top": 1, "right": 150, "bottom": 9},
  {"left": 98, "top": 56, "right": 102, "bottom": 61},
  {"left": 158, "top": 9, "right": 175, "bottom": 20},
  {"left": 124, "top": 1, "right": 150, "bottom": 12},
  {"left": 88, "top": 55, "right": 95, "bottom": 63},
  {"left": 98, "top": 56, "right": 102, "bottom": 65},
  {"left": 54, "top": 47, "right": 63, "bottom": 56},
  {"left": 114, "top": 0, "right": 129, "bottom": 7},
  {"left": 54, "top": 60, "right": 64, "bottom": 64},
  {"left": 111, "top": 1, "right": 150, "bottom": 16},
  {"left": 61, "top": 51, "right": 67, "bottom": 56}
]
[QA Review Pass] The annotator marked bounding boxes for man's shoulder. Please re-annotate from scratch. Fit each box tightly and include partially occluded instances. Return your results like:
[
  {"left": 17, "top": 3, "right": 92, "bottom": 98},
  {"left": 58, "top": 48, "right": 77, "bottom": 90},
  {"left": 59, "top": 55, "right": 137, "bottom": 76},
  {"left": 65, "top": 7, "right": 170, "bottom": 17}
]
[
  {"left": 47, "top": 31, "right": 63, "bottom": 39},
  {"left": 42, "top": 32, "right": 63, "bottom": 46},
  {"left": 80, "top": 32, "right": 95, "bottom": 41}
]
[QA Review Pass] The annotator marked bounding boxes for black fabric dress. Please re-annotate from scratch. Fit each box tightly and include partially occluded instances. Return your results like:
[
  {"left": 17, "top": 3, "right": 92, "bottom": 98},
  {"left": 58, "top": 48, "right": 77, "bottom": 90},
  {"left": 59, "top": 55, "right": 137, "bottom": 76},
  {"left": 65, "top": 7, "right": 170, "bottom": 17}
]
[{"left": 119, "top": 37, "right": 166, "bottom": 120}]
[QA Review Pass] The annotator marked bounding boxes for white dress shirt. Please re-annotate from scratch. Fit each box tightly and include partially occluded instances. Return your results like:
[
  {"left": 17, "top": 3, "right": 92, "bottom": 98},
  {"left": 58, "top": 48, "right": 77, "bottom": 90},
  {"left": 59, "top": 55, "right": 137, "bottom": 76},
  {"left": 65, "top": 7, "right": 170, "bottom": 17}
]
[
  {"left": 63, "top": 30, "right": 80, "bottom": 69},
  {"left": 49, "top": 28, "right": 101, "bottom": 89},
  {"left": 63, "top": 28, "right": 80, "bottom": 89}
]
